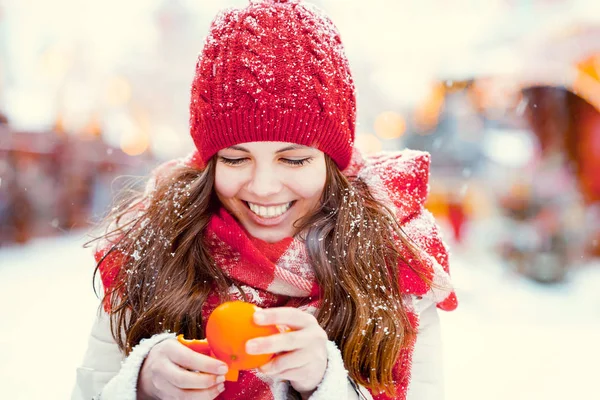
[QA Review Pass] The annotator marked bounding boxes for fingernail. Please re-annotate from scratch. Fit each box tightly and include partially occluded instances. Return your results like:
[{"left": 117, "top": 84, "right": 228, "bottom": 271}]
[
  {"left": 216, "top": 375, "right": 225, "bottom": 384},
  {"left": 217, "top": 365, "right": 228, "bottom": 375},
  {"left": 218, "top": 383, "right": 225, "bottom": 392},
  {"left": 254, "top": 311, "right": 266, "bottom": 324}
]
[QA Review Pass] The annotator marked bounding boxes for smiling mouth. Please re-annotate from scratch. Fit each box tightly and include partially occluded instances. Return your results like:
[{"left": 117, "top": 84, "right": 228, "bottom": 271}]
[{"left": 243, "top": 201, "right": 295, "bottom": 219}]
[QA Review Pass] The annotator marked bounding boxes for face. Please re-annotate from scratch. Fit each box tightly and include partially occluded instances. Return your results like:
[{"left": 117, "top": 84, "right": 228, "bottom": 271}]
[{"left": 214, "top": 141, "right": 327, "bottom": 243}]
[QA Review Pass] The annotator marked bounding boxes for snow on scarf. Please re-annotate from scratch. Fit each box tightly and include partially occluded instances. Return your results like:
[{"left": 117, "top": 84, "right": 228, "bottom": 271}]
[{"left": 96, "top": 148, "right": 457, "bottom": 400}]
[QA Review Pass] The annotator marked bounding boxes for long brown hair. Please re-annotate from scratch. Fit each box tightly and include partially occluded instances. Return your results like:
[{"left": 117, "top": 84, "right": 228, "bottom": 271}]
[{"left": 93, "top": 155, "right": 428, "bottom": 396}]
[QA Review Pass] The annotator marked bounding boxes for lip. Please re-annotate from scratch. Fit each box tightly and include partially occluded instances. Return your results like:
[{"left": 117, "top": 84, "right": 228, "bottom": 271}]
[{"left": 242, "top": 200, "right": 296, "bottom": 227}]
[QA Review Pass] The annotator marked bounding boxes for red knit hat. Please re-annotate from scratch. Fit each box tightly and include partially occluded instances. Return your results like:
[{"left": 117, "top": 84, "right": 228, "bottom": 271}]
[{"left": 189, "top": 0, "right": 356, "bottom": 170}]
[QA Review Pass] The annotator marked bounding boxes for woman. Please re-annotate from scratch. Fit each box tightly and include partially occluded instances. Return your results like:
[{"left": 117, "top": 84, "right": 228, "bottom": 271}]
[{"left": 72, "top": 1, "right": 457, "bottom": 399}]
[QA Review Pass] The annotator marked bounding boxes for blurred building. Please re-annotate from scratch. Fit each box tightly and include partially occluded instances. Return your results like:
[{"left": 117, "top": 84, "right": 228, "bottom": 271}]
[{"left": 0, "top": 123, "right": 154, "bottom": 245}]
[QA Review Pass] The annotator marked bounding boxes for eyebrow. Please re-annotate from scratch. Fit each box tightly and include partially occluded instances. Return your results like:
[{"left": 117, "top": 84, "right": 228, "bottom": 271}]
[
  {"left": 226, "top": 145, "right": 250, "bottom": 152},
  {"left": 225, "top": 144, "right": 311, "bottom": 153},
  {"left": 275, "top": 144, "right": 310, "bottom": 153}
]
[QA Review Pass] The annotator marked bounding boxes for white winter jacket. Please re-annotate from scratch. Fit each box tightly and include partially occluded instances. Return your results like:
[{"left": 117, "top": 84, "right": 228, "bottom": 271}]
[{"left": 71, "top": 297, "right": 443, "bottom": 400}]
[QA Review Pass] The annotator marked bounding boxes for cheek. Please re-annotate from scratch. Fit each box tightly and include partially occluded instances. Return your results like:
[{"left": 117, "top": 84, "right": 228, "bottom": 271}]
[
  {"left": 288, "top": 163, "right": 327, "bottom": 200},
  {"left": 214, "top": 166, "right": 244, "bottom": 199},
  {"left": 293, "top": 177, "right": 325, "bottom": 199}
]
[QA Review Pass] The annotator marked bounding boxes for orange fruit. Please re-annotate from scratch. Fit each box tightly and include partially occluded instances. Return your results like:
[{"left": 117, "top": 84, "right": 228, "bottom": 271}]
[
  {"left": 206, "top": 301, "right": 286, "bottom": 381},
  {"left": 176, "top": 335, "right": 211, "bottom": 356},
  {"left": 178, "top": 301, "right": 289, "bottom": 381}
]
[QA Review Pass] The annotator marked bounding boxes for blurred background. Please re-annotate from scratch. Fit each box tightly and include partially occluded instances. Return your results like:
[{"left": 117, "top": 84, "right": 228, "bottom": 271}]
[{"left": 1, "top": 0, "right": 600, "bottom": 399}]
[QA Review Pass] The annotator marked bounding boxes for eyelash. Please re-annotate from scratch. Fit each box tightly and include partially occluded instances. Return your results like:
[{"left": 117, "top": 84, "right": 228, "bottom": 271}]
[
  {"left": 218, "top": 157, "right": 246, "bottom": 165},
  {"left": 218, "top": 157, "right": 313, "bottom": 166},
  {"left": 284, "top": 158, "right": 312, "bottom": 166}
]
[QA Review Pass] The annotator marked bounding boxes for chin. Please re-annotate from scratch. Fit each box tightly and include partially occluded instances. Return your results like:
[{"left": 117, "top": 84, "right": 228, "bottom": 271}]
[{"left": 247, "top": 226, "right": 292, "bottom": 243}]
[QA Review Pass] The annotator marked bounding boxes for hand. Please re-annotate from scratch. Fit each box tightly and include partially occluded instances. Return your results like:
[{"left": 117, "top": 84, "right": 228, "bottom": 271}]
[
  {"left": 138, "top": 338, "right": 228, "bottom": 400},
  {"left": 245, "top": 307, "right": 328, "bottom": 397}
]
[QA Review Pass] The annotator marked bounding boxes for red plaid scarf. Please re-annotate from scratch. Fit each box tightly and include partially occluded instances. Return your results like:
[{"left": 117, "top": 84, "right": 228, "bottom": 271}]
[{"left": 97, "top": 149, "right": 457, "bottom": 400}]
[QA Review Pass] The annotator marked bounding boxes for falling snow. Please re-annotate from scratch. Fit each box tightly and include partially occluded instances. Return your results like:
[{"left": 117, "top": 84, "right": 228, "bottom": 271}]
[{"left": 4, "top": 232, "right": 598, "bottom": 399}]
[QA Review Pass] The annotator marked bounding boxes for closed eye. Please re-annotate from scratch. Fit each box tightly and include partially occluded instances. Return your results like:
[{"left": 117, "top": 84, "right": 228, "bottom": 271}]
[
  {"left": 282, "top": 158, "right": 313, "bottom": 166},
  {"left": 218, "top": 157, "right": 247, "bottom": 165}
]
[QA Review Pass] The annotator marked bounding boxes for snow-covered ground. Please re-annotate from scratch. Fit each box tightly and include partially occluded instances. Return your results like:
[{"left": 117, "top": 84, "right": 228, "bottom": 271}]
[
  {"left": 440, "top": 245, "right": 600, "bottom": 399},
  {"left": 0, "top": 232, "right": 99, "bottom": 400},
  {"left": 1, "top": 226, "right": 599, "bottom": 400}
]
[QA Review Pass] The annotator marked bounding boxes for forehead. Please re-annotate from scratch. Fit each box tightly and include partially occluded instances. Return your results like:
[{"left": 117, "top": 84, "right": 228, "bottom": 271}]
[{"left": 220, "top": 142, "right": 317, "bottom": 153}]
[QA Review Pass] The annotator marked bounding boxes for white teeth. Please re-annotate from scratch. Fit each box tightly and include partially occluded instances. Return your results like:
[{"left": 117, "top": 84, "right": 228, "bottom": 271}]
[{"left": 247, "top": 202, "right": 292, "bottom": 218}]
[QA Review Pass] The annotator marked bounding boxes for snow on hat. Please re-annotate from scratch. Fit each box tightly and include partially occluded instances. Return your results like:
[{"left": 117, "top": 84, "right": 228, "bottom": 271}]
[{"left": 189, "top": 0, "right": 356, "bottom": 169}]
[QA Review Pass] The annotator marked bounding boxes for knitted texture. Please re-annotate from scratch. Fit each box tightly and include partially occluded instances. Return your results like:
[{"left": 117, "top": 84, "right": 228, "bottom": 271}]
[{"left": 189, "top": 0, "right": 356, "bottom": 169}]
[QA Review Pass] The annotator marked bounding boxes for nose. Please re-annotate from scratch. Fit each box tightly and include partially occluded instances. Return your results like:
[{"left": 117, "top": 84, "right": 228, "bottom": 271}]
[{"left": 246, "top": 163, "right": 282, "bottom": 197}]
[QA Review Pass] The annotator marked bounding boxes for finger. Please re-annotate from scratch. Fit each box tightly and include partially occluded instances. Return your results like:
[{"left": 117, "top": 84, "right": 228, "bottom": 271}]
[
  {"left": 271, "top": 367, "right": 309, "bottom": 383},
  {"left": 166, "top": 339, "right": 229, "bottom": 375},
  {"left": 163, "top": 382, "right": 226, "bottom": 400},
  {"left": 165, "top": 361, "right": 226, "bottom": 390},
  {"left": 183, "top": 383, "right": 226, "bottom": 399},
  {"left": 263, "top": 357, "right": 327, "bottom": 392},
  {"left": 259, "top": 349, "right": 313, "bottom": 375},
  {"left": 193, "top": 382, "right": 226, "bottom": 399},
  {"left": 253, "top": 307, "right": 316, "bottom": 329},
  {"left": 246, "top": 330, "right": 307, "bottom": 355}
]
